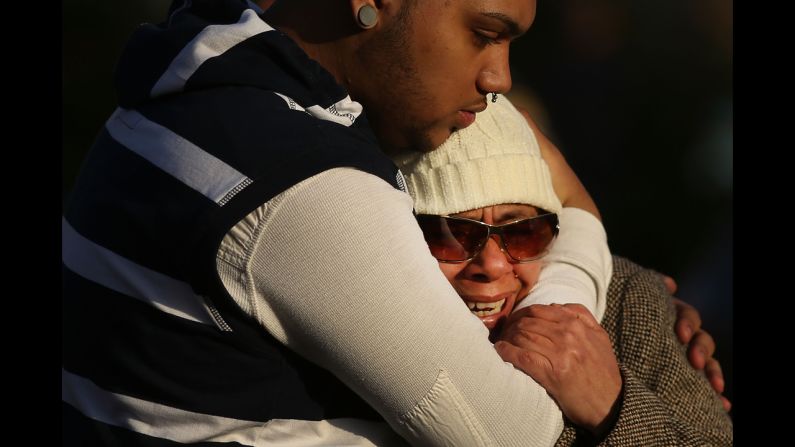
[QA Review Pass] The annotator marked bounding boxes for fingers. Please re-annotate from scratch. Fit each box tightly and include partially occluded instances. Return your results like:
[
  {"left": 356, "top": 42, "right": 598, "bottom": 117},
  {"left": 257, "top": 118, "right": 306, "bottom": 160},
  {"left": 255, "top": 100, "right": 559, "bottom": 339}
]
[
  {"left": 497, "top": 306, "right": 623, "bottom": 433},
  {"left": 510, "top": 303, "right": 595, "bottom": 324},
  {"left": 500, "top": 316, "right": 558, "bottom": 352},
  {"left": 560, "top": 303, "right": 599, "bottom": 328},
  {"left": 704, "top": 358, "right": 725, "bottom": 394},
  {"left": 494, "top": 340, "right": 552, "bottom": 386},
  {"left": 720, "top": 396, "right": 732, "bottom": 412},
  {"left": 661, "top": 274, "right": 678, "bottom": 294},
  {"left": 690, "top": 340, "right": 730, "bottom": 412},
  {"left": 687, "top": 329, "right": 716, "bottom": 371},
  {"left": 497, "top": 305, "right": 612, "bottom": 387},
  {"left": 673, "top": 298, "right": 702, "bottom": 344},
  {"left": 509, "top": 303, "right": 564, "bottom": 323},
  {"left": 686, "top": 345, "right": 705, "bottom": 370},
  {"left": 501, "top": 304, "right": 595, "bottom": 350},
  {"left": 705, "top": 357, "right": 730, "bottom": 413},
  {"left": 692, "top": 330, "right": 717, "bottom": 360},
  {"left": 501, "top": 304, "right": 605, "bottom": 350}
]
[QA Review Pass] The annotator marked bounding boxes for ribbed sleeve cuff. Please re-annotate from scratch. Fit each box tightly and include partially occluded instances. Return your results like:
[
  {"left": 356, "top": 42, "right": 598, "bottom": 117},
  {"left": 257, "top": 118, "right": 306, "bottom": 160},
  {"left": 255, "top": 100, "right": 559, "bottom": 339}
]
[{"left": 514, "top": 207, "right": 612, "bottom": 322}]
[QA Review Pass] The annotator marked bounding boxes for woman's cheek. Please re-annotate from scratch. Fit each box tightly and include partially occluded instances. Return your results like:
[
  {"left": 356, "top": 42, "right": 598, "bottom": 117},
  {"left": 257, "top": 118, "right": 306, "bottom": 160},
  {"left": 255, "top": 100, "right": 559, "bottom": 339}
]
[{"left": 514, "top": 262, "right": 543, "bottom": 297}]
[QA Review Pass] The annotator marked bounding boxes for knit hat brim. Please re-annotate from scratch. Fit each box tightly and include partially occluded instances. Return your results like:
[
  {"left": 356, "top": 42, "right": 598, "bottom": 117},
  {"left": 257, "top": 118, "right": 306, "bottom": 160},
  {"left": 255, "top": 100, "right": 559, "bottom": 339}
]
[{"left": 393, "top": 95, "right": 563, "bottom": 216}]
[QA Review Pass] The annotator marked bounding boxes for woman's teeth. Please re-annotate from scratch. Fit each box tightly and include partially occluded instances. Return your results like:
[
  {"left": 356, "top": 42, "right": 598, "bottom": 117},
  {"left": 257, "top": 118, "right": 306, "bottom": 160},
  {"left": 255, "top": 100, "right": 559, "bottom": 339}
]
[{"left": 465, "top": 298, "right": 506, "bottom": 317}]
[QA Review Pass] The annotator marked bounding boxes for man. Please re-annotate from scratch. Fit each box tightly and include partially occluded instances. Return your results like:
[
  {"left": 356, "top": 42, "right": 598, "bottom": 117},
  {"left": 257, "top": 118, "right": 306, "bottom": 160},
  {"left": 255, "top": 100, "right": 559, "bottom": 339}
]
[{"left": 62, "top": 1, "right": 726, "bottom": 445}]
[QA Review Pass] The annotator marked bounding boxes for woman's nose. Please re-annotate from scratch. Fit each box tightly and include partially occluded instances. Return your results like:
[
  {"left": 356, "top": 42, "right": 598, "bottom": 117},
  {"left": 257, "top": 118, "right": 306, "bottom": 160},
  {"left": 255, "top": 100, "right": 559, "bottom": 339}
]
[{"left": 465, "top": 236, "right": 513, "bottom": 282}]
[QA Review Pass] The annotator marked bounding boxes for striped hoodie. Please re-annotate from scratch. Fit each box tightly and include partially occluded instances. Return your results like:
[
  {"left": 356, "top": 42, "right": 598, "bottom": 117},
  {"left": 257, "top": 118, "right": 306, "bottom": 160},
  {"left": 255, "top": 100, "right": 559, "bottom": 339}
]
[{"left": 62, "top": 0, "right": 404, "bottom": 445}]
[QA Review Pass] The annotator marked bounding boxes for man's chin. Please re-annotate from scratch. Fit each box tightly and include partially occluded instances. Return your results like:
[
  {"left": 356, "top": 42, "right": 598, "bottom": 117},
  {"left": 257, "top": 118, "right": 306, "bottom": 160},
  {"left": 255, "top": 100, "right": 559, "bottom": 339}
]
[
  {"left": 389, "top": 136, "right": 439, "bottom": 155},
  {"left": 410, "top": 129, "right": 444, "bottom": 153},
  {"left": 374, "top": 127, "right": 438, "bottom": 156},
  {"left": 410, "top": 127, "right": 460, "bottom": 153}
]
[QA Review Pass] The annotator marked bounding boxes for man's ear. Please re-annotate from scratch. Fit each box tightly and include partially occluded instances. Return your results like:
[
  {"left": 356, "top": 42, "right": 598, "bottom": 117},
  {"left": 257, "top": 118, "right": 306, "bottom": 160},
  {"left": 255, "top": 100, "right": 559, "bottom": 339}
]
[{"left": 351, "top": 1, "right": 380, "bottom": 30}]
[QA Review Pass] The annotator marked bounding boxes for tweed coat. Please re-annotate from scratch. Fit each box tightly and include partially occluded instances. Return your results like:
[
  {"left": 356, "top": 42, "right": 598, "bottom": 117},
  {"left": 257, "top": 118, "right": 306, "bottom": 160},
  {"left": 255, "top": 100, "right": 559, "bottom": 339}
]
[{"left": 554, "top": 256, "right": 733, "bottom": 446}]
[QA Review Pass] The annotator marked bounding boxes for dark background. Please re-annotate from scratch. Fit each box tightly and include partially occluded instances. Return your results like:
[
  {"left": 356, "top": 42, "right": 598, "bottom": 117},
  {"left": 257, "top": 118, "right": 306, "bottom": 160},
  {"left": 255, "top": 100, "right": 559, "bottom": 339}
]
[
  {"left": 63, "top": 0, "right": 732, "bottom": 407},
  {"left": 509, "top": 0, "right": 732, "bottom": 409}
]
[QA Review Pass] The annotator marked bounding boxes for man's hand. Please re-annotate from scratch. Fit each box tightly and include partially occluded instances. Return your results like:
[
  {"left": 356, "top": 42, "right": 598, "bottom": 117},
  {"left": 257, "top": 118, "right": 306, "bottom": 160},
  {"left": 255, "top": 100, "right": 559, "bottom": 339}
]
[
  {"left": 495, "top": 304, "right": 622, "bottom": 437},
  {"left": 663, "top": 275, "right": 731, "bottom": 411}
]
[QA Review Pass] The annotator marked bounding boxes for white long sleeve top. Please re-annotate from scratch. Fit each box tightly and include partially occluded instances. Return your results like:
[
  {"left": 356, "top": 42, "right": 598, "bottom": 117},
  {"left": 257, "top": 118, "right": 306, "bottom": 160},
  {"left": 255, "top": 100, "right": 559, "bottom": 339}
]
[
  {"left": 216, "top": 167, "right": 611, "bottom": 446},
  {"left": 515, "top": 207, "right": 612, "bottom": 322}
]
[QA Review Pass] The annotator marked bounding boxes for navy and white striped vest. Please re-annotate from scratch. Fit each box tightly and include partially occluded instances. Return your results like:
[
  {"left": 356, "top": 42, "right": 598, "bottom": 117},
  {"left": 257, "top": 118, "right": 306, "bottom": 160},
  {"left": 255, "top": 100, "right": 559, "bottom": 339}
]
[{"left": 63, "top": 1, "right": 405, "bottom": 444}]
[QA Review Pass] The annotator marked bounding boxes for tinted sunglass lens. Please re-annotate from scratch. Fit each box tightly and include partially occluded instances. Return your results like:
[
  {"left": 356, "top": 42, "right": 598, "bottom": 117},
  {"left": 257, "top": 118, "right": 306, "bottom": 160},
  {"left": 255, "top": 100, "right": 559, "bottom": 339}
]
[
  {"left": 417, "top": 216, "right": 487, "bottom": 261},
  {"left": 502, "top": 216, "right": 555, "bottom": 261}
]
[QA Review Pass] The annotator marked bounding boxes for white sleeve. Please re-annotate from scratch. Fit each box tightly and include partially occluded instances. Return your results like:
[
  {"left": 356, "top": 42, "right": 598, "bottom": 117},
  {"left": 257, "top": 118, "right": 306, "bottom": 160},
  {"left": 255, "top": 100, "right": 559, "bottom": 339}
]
[
  {"left": 216, "top": 167, "right": 563, "bottom": 447},
  {"left": 513, "top": 207, "right": 613, "bottom": 322}
]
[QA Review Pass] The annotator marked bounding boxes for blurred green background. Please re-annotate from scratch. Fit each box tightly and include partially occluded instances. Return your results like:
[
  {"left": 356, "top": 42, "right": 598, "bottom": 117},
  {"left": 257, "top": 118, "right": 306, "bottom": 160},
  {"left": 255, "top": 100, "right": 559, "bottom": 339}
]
[{"left": 63, "top": 0, "right": 732, "bottom": 408}]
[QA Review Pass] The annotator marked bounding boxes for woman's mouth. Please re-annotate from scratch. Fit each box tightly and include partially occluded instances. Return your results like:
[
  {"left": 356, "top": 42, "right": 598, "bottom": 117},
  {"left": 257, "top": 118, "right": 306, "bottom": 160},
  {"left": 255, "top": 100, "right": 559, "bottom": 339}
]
[{"left": 463, "top": 298, "right": 506, "bottom": 317}]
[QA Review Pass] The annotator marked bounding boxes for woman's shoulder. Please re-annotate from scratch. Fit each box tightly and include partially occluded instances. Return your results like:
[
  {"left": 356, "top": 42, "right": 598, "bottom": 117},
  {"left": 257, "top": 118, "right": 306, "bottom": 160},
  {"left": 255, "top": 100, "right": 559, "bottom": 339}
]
[
  {"left": 607, "top": 256, "right": 672, "bottom": 310},
  {"left": 602, "top": 256, "right": 677, "bottom": 346}
]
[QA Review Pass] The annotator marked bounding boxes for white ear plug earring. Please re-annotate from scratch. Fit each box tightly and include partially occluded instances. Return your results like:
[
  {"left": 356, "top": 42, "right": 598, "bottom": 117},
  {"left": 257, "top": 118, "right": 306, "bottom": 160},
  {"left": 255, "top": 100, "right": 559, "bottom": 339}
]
[{"left": 357, "top": 4, "right": 378, "bottom": 29}]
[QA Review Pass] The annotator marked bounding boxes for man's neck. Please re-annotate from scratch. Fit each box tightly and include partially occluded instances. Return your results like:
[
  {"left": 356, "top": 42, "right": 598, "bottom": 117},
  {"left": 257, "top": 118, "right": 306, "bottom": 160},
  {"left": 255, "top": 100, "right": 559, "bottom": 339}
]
[{"left": 262, "top": 1, "right": 356, "bottom": 89}]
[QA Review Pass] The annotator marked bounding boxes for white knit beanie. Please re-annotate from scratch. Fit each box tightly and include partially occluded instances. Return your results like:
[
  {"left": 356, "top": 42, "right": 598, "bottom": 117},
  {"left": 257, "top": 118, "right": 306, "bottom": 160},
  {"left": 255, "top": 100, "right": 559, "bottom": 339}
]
[{"left": 391, "top": 94, "right": 562, "bottom": 215}]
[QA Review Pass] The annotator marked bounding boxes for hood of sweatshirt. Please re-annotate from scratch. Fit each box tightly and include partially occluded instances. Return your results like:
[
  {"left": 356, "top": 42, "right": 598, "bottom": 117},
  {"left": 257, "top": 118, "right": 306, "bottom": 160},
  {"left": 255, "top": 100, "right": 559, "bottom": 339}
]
[{"left": 113, "top": 0, "right": 350, "bottom": 114}]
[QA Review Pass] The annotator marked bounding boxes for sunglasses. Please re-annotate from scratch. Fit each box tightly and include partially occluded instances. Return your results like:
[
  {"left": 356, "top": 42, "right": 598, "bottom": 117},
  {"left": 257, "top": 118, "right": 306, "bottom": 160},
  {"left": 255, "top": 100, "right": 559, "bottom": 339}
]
[{"left": 416, "top": 213, "right": 559, "bottom": 263}]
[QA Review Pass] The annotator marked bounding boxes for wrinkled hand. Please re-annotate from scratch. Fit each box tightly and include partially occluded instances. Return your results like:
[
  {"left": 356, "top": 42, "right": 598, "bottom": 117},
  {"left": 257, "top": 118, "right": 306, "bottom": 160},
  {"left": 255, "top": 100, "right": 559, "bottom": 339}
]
[
  {"left": 663, "top": 275, "right": 731, "bottom": 411},
  {"left": 495, "top": 304, "right": 622, "bottom": 436}
]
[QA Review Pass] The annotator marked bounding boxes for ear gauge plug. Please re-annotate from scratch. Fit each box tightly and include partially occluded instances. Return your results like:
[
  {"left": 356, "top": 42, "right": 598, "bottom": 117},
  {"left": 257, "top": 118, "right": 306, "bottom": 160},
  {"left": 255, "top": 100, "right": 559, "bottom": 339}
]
[{"left": 357, "top": 4, "right": 378, "bottom": 29}]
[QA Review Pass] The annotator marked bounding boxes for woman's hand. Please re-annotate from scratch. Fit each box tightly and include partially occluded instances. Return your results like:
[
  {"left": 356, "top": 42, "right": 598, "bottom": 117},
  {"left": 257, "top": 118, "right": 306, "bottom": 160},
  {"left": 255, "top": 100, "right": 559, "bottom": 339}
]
[{"left": 495, "top": 303, "right": 622, "bottom": 437}]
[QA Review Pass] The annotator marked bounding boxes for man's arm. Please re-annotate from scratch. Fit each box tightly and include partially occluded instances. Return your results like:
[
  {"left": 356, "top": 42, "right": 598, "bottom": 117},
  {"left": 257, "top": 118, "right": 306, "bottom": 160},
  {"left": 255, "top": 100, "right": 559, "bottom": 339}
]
[
  {"left": 216, "top": 167, "right": 565, "bottom": 446},
  {"left": 517, "top": 108, "right": 600, "bottom": 221},
  {"left": 498, "top": 260, "right": 733, "bottom": 446},
  {"left": 671, "top": 294, "right": 732, "bottom": 411},
  {"left": 515, "top": 207, "right": 611, "bottom": 322},
  {"left": 518, "top": 107, "right": 729, "bottom": 401},
  {"left": 510, "top": 106, "right": 611, "bottom": 323}
]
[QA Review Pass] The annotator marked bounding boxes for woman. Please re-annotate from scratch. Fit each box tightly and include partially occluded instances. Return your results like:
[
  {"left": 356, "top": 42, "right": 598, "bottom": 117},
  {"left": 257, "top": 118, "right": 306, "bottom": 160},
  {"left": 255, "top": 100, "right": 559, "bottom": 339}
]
[
  {"left": 392, "top": 95, "right": 610, "bottom": 333},
  {"left": 392, "top": 96, "right": 733, "bottom": 445}
]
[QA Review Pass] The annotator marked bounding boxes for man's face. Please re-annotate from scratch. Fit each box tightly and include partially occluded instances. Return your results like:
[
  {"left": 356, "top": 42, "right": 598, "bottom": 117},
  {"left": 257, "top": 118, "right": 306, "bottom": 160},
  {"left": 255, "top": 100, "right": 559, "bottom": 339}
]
[{"left": 354, "top": 0, "right": 537, "bottom": 153}]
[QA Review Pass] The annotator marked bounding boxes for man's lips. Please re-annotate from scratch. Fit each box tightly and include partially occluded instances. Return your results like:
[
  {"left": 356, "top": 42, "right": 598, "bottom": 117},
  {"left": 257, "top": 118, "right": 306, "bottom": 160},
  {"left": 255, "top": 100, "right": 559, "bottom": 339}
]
[
  {"left": 455, "top": 102, "right": 488, "bottom": 129},
  {"left": 456, "top": 110, "right": 477, "bottom": 129}
]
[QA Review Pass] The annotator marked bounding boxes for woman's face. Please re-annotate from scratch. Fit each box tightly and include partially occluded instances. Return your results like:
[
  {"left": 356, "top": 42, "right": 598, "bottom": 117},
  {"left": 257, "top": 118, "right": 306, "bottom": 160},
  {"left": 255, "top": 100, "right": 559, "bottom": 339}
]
[{"left": 438, "top": 204, "right": 543, "bottom": 331}]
